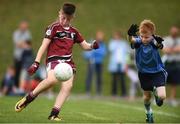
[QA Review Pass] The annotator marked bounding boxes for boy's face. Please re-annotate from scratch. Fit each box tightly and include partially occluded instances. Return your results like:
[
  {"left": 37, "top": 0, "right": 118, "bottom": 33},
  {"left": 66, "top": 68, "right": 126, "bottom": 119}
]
[
  {"left": 59, "top": 11, "right": 73, "bottom": 27},
  {"left": 140, "top": 30, "right": 153, "bottom": 44}
]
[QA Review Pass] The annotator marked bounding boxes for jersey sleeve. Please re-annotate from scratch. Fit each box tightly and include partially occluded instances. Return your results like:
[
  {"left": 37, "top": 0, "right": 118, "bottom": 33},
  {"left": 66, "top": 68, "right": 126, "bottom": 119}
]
[
  {"left": 131, "top": 36, "right": 142, "bottom": 49},
  {"left": 134, "top": 36, "right": 142, "bottom": 43},
  {"left": 44, "top": 25, "right": 56, "bottom": 40},
  {"left": 74, "top": 30, "right": 84, "bottom": 43}
]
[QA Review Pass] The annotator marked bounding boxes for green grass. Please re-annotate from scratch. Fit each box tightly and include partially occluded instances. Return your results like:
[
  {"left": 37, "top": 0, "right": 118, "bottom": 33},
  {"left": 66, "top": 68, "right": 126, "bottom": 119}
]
[{"left": 0, "top": 95, "right": 180, "bottom": 123}]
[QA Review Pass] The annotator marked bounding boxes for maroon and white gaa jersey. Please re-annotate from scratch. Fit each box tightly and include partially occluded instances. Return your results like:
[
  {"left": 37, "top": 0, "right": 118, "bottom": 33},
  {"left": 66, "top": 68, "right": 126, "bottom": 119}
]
[{"left": 44, "top": 21, "right": 84, "bottom": 59}]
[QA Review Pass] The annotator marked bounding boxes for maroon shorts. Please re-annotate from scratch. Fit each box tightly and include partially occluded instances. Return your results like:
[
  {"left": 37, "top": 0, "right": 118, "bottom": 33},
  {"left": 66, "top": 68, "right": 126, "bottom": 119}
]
[{"left": 46, "top": 60, "right": 76, "bottom": 73}]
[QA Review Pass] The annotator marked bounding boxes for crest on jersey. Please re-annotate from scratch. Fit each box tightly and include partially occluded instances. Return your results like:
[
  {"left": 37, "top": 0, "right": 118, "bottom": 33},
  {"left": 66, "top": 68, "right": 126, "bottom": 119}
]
[
  {"left": 46, "top": 29, "right": 52, "bottom": 36},
  {"left": 59, "top": 32, "right": 66, "bottom": 38},
  {"left": 56, "top": 31, "right": 76, "bottom": 40},
  {"left": 71, "top": 33, "right": 75, "bottom": 39}
]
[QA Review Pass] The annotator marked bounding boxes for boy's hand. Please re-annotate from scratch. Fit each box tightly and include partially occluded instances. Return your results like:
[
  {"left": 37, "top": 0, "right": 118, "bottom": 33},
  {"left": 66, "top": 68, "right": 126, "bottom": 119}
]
[
  {"left": 128, "top": 24, "right": 139, "bottom": 36},
  {"left": 91, "top": 40, "right": 99, "bottom": 49},
  {"left": 27, "top": 61, "right": 40, "bottom": 75},
  {"left": 157, "top": 43, "right": 163, "bottom": 49},
  {"left": 152, "top": 35, "right": 164, "bottom": 49},
  {"left": 154, "top": 42, "right": 163, "bottom": 49},
  {"left": 152, "top": 35, "right": 164, "bottom": 44}
]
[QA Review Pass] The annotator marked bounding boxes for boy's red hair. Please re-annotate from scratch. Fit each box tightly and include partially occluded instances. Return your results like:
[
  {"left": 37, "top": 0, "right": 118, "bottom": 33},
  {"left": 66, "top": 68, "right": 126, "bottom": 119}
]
[{"left": 140, "top": 20, "right": 156, "bottom": 34}]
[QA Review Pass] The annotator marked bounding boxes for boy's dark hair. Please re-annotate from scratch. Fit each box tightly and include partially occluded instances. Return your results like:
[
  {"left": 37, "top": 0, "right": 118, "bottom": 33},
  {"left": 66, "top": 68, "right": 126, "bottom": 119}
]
[{"left": 62, "top": 3, "right": 76, "bottom": 15}]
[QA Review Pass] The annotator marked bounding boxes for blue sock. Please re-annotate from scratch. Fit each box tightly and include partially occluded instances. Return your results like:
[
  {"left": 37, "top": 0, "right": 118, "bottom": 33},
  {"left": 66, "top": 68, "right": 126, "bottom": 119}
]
[{"left": 144, "top": 102, "right": 152, "bottom": 114}]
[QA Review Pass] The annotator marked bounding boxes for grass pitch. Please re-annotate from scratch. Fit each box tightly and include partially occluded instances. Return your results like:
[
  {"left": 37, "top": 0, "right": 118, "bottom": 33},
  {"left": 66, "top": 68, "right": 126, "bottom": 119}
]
[{"left": 0, "top": 95, "right": 180, "bottom": 123}]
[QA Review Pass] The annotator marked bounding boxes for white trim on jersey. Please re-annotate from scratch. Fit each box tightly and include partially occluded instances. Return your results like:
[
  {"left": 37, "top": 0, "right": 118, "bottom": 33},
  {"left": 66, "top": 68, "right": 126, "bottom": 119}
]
[
  {"left": 162, "top": 68, "right": 168, "bottom": 82},
  {"left": 48, "top": 54, "right": 72, "bottom": 58}
]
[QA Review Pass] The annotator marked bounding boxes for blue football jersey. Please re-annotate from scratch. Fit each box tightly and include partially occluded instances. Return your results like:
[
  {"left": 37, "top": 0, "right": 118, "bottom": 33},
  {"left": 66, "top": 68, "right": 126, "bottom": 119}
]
[{"left": 133, "top": 37, "right": 164, "bottom": 73}]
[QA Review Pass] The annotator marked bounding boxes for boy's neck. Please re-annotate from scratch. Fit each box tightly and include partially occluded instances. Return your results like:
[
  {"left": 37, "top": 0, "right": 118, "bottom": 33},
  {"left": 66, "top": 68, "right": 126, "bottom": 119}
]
[
  {"left": 60, "top": 24, "right": 71, "bottom": 30},
  {"left": 63, "top": 26, "right": 70, "bottom": 30}
]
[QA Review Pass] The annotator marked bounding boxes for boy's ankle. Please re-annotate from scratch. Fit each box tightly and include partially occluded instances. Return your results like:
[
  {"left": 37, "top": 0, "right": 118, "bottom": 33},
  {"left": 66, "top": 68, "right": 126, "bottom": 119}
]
[
  {"left": 25, "top": 92, "right": 37, "bottom": 104},
  {"left": 49, "top": 107, "right": 60, "bottom": 117}
]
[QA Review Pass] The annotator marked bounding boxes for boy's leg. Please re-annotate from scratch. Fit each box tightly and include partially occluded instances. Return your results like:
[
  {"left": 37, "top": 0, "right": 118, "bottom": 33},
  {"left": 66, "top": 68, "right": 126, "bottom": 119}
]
[
  {"left": 15, "top": 70, "right": 58, "bottom": 112},
  {"left": 153, "top": 86, "right": 166, "bottom": 107},
  {"left": 32, "top": 70, "right": 58, "bottom": 95},
  {"left": 144, "top": 91, "right": 152, "bottom": 113},
  {"left": 48, "top": 75, "right": 74, "bottom": 121},
  {"left": 143, "top": 91, "right": 154, "bottom": 123}
]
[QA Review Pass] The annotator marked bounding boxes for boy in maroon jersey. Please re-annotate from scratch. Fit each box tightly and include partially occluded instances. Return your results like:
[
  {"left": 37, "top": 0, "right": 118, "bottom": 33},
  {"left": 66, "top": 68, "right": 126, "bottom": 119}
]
[{"left": 15, "top": 3, "right": 99, "bottom": 121}]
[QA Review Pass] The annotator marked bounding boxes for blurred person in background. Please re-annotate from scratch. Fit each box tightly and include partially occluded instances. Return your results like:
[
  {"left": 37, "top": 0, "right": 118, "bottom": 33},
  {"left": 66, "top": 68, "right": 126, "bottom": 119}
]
[
  {"left": 126, "top": 50, "right": 140, "bottom": 101},
  {"left": 162, "top": 25, "right": 180, "bottom": 107},
  {"left": 108, "top": 30, "right": 130, "bottom": 97},
  {"left": 13, "top": 20, "right": 32, "bottom": 88},
  {"left": 0, "top": 65, "right": 24, "bottom": 96},
  {"left": 19, "top": 40, "right": 34, "bottom": 93},
  {"left": 83, "top": 50, "right": 94, "bottom": 95},
  {"left": 83, "top": 30, "right": 106, "bottom": 95}
]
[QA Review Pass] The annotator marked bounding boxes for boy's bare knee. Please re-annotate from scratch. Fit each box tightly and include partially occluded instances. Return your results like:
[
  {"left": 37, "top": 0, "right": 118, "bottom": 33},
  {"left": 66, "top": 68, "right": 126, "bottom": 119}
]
[
  {"left": 158, "top": 94, "right": 166, "bottom": 100},
  {"left": 157, "top": 90, "right": 166, "bottom": 100},
  {"left": 157, "top": 86, "right": 166, "bottom": 100},
  {"left": 143, "top": 95, "right": 151, "bottom": 101}
]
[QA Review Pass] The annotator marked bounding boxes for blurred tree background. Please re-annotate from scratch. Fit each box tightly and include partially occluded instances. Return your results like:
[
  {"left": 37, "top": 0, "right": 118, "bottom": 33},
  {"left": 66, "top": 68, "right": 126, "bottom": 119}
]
[{"left": 0, "top": 0, "right": 179, "bottom": 95}]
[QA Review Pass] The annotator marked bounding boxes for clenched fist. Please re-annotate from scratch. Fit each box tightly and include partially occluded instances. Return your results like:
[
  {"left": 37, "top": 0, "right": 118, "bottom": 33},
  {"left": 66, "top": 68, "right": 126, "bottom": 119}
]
[
  {"left": 91, "top": 40, "right": 99, "bottom": 49},
  {"left": 27, "top": 61, "right": 40, "bottom": 76}
]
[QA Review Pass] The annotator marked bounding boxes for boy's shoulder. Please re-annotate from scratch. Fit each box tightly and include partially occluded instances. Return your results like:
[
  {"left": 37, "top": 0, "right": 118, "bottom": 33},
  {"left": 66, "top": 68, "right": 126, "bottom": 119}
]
[
  {"left": 47, "top": 21, "right": 60, "bottom": 29},
  {"left": 47, "top": 22, "right": 81, "bottom": 34},
  {"left": 70, "top": 26, "right": 80, "bottom": 33}
]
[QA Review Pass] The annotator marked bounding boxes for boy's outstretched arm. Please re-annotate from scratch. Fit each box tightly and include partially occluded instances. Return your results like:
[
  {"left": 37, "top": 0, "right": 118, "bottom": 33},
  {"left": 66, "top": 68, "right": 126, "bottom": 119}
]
[
  {"left": 35, "top": 38, "right": 51, "bottom": 63},
  {"left": 152, "top": 35, "right": 164, "bottom": 49},
  {"left": 80, "top": 40, "right": 99, "bottom": 50}
]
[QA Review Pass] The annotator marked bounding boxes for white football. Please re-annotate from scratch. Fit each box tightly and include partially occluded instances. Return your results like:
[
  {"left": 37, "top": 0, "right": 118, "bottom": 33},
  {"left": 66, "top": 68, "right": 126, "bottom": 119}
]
[{"left": 54, "top": 63, "right": 73, "bottom": 81}]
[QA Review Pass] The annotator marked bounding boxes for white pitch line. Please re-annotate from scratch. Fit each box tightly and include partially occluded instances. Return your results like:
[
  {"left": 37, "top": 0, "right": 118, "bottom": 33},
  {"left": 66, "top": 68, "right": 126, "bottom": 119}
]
[
  {"left": 103, "top": 102, "right": 180, "bottom": 119},
  {"left": 76, "top": 112, "right": 110, "bottom": 121}
]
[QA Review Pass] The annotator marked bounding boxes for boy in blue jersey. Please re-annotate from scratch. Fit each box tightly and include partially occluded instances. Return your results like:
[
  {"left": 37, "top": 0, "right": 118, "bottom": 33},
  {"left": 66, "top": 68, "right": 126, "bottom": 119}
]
[{"left": 127, "top": 20, "right": 167, "bottom": 123}]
